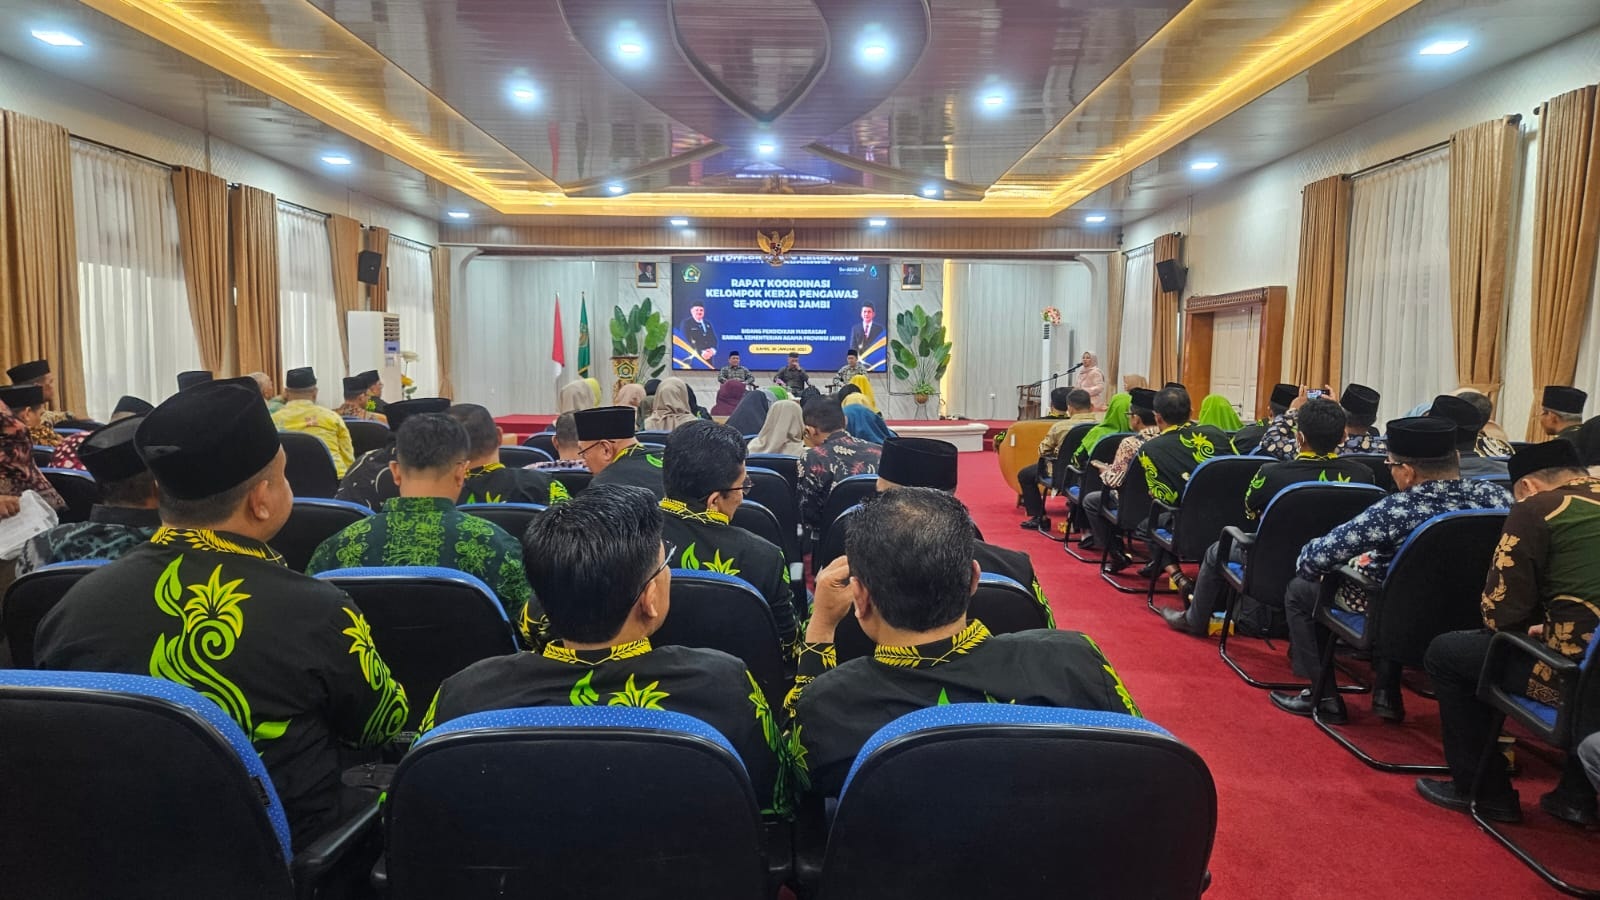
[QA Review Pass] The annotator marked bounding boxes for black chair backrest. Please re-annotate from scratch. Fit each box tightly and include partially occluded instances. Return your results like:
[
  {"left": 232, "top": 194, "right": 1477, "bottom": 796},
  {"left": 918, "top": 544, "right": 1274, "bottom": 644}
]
[
  {"left": 1073, "top": 431, "right": 1130, "bottom": 500},
  {"left": 813, "top": 503, "right": 862, "bottom": 575},
  {"left": 1371, "top": 510, "right": 1508, "bottom": 665},
  {"left": 1243, "top": 483, "right": 1387, "bottom": 607},
  {"left": 653, "top": 570, "right": 787, "bottom": 708},
  {"left": 0, "top": 672, "right": 296, "bottom": 900},
  {"left": 344, "top": 419, "right": 393, "bottom": 457},
  {"left": 819, "top": 706, "right": 1216, "bottom": 899},
  {"left": 41, "top": 467, "right": 97, "bottom": 524},
  {"left": 745, "top": 454, "right": 801, "bottom": 495},
  {"left": 521, "top": 432, "right": 559, "bottom": 458},
  {"left": 32, "top": 445, "right": 55, "bottom": 468},
  {"left": 457, "top": 502, "right": 545, "bottom": 541},
  {"left": 636, "top": 430, "right": 673, "bottom": 445},
  {"left": 1344, "top": 454, "right": 1396, "bottom": 492},
  {"left": 730, "top": 500, "right": 786, "bottom": 553},
  {"left": 834, "top": 573, "right": 1050, "bottom": 664},
  {"left": 2, "top": 561, "right": 107, "bottom": 668},
  {"left": 745, "top": 467, "right": 799, "bottom": 555},
  {"left": 1113, "top": 465, "right": 1155, "bottom": 531},
  {"left": 1048, "top": 424, "right": 1094, "bottom": 487},
  {"left": 497, "top": 445, "right": 550, "bottom": 468},
  {"left": 816, "top": 474, "right": 880, "bottom": 548},
  {"left": 548, "top": 469, "right": 592, "bottom": 496},
  {"left": 278, "top": 432, "right": 339, "bottom": 498},
  {"left": 313, "top": 568, "right": 521, "bottom": 729},
  {"left": 386, "top": 709, "right": 765, "bottom": 900},
  {"left": 1166, "top": 456, "right": 1263, "bottom": 559},
  {"left": 273, "top": 498, "right": 371, "bottom": 572}
]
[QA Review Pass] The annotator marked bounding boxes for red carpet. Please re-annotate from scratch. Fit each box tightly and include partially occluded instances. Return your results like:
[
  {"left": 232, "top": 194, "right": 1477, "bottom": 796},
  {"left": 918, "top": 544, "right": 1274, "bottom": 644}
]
[{"left": 952, "top": 451, "right": 1592, "bottom": 898}]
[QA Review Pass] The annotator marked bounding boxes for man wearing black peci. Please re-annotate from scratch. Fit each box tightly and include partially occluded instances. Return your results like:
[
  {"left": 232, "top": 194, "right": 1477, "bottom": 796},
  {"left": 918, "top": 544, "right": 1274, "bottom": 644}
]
[{"left": 582, "top": 405, "right": 665, "bottom": 500}]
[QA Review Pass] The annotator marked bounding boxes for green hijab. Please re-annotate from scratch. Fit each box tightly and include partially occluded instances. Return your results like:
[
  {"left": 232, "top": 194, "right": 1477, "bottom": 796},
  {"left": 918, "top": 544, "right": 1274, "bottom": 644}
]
[
  {"left": 1197, "top": 394, "right": 1243, "bottom": 431},
  {"left": 1076, "top": 393, "right": 1132, "bottom": 459}
]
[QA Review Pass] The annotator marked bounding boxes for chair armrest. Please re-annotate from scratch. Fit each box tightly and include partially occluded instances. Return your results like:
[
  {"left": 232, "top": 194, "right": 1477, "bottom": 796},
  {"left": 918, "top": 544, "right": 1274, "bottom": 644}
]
[
  {"left": 1217, "top": 526, "right": 1255, "bottom": 564},
  {"left": 1477, "top": 630, "right": 1585, "bottom": 742},
  {"left": 1151, "top": 498, "right": 1179, "bottom": 517},
  {"left": 293, "top": 797, "right": 382, "bottom": 899},
  {"left": 1318, "top": 564, "right": 1378, "bottom": 609},
  {"left": 788, "top": 794, "right": 829, "bottom": 895},
  {"left": 764, "top": 819, "right": 794, "bottom": 894}
]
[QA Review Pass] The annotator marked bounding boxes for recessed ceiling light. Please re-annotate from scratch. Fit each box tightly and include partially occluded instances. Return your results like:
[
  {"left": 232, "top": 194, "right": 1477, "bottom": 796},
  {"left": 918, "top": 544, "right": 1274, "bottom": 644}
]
[
  {"left": 618, "top": 41, "right": 644, "bottom": 56},
  {"left": 31, "top": 29, "right": 83, "bottom": 47},
  {"left": 756, "top": 142, "right": 776, "bottom": 156},
  {"left": 1084, "top": 214, "right": 1107, "bottom": 224},
  {"left": 981, "top": 92, "right": 1007, "bottom": 110},
  {"left": 510, "top": 86, "right": 538, "bottom": 104},
  {"left": 868, "top": 218, "right": 888, "bottom": 228},
  {"left": 607, "top": 183, "right": 625, "bottom": 195},
  {"left": 921, "top": 186, "right": 940, "bottom": 198},
  {"left": 1419, "top": 39, "right": 1469, "bottom": 56},
  {"left": 1189, "top": 160, "right": 1220, "bottom": 171},
  {"left": 669, "top": 218, "right": 689, "bottom": 227},
  {"left": 321, "top": 154, "right": 353, "bottom": 166},
  {"left": 861, "top": 43, "right": 888, "bottom": 61},
  {"left": 446, "top": 210, "right": 470, "bottom": 220}
]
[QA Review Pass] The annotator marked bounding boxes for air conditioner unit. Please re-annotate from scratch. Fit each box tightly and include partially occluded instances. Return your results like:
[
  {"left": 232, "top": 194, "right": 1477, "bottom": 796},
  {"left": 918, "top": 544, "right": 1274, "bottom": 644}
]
[{"left": 347, "top": 311, "right": 404, "bottom": 403}]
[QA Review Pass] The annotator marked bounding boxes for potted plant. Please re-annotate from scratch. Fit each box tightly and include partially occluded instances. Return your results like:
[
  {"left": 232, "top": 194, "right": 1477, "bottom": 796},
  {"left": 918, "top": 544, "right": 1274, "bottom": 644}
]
[
  {"left": 890, "top": 305, "right": 952, "bottom": 407},
  {"left": 610, "top": 298, "right": 669, "bottom": 386}
]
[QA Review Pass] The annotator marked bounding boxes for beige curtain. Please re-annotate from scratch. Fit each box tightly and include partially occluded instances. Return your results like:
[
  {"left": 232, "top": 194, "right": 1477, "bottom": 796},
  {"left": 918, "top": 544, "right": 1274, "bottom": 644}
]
[
  {"left": 231, "top": 185, "right": 281, "bottom": 387},
  {"left": 171, "top": 166, "right": 230, "bottom": 374},
  {"left": 326, "top": 213, "right": 364, "bottom": 370},
  {"left": 1104, "top": 250, "right": 1125, "bottom": 389},
  {"left": 1449, "top": 117, "right": 1520, "bottom": 404},
  {"left": 1289, "top": 174, "right": 1353, "bottom": 388},
  {"left": 1527, "top": 84, "right": 1600, "bottom": 439},
  {"left": 0, "top": 110, "right": 85, "bottom": 414},
  {"left": 364, "top": 225, "right": 390, "bottom": 313},
  {"left": 430, "top": 245, "right": 454, "bottom": 398},
  {"left": 1150, "top": 233, "right": 1181, "bottom": 385}
]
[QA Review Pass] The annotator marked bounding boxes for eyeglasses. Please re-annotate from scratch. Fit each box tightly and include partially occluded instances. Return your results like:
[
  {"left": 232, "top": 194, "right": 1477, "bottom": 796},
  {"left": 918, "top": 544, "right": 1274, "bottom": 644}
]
[
  {"left": 634, "top": 541, "right": 675, "bottom": 599},
  {"left": 720, "top": 478, "right": 754, "bottom": 496},
  {"left": 1383, "top": 460, "right": 1407, "bottom": 468},
  {"left": 577, "top": 441, "right": 607, "bottom": 459}
]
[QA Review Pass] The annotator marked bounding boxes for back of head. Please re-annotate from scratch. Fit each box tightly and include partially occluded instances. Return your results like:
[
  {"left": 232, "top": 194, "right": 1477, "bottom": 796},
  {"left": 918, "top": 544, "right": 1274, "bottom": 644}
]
[
  {"left": 1454, "top": 390, "right": 1495, "bottom": 428},
  {"left": 80, "top": 416, "right": 155, "bottom": 507},
  {"left": 804, "top": 398, "right": 846, "bottom": 435},
  {"left": 1426, "top": 394, "right": 1484, "bottom": 450},
  {"left": 446, "top": 403, "right": 501, "bottom": 460},
  {"left": 663, "top": 420, "right": 745, "bottom": 505},
  {"left": 396, "top": 413, "right": 469, "bottom": 473},
  {"left": 342, "top": 376, "right": 368, "bottom": 402},
  {"left": 1385, "top": 417, "right": 1459, "bottom": 479},
  {"left": 1066, "top": 388, "right": 1092, "bottom": 413},
  {"left": 137, "top": 382, "right": 282, "bottom": 527},
  {"left": 1268, "top": 383, "right": 1298, "bottom": 417},
  {"left": 1048, "top": 386, "right": 1071, "bottom": 412},
  {"left": 1294, "top": 399, "right": 1347, "bottom": 454},
  {"left": 1154, "top": 387, "right": 1191, "bottom": 426},
  {"left": 523, "top": 484, "right": 662, "bottom": 643},
  {"left": 553, "top": 411, "right": 579, "bottom": 449},
  {"left": 846, "top": 487, "right": 975, "bottom": 632}
]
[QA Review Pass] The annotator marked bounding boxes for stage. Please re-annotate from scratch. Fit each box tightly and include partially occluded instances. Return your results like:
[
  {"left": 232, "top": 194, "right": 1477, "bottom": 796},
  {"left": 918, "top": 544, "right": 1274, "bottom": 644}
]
[{"left": 497, "top": 414, "right": 1013, "bottom": 451}]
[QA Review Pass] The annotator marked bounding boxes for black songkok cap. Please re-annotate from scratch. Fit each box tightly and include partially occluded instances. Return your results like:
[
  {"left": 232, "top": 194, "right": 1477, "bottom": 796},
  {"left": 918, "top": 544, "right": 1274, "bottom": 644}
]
[
  {"left": 7, "top": 359, "right": 49, "bottom": 383},
  {"left": 1542, "top": 385, "right": 1587, "bottom": 416},
  {"left": 343, "top": 376, "right": 367, "bottom": 395},
  {"left": 384, "top": 398, "right": 450, "bottom": 432},
  {"left": 1427, "top": 395, "right": 1483, "bottom": 443},
  {"left": 176, "top": 371, "right": 213, "bottom": 392},
  {"left": 357, "top": 370, "right": 381, "bottom": 388},
  {"left": 113, "top": 395, "right": 154, "bottom": 417},
  {"left": 285, "top": 367, "right": 317, "bottom": 390},
  {"left": 1340, "top": 383, "right": 1380, "bottom": 418},
  {"left": 1129, "top": 388, "right": 1157, "bottom": 410},
  {"left": 0, "top": 385, "right": 44, "bottom": 409},
  {"left": 575, "top": 406, "right": 637, "bottom": 441},
  {"left": 1385, "top": 417, "right": 1457, "bottom": 459},
  {"left": 878, "top": 437, "right": 959, "bottom": 491},
  {"left": 1163, "top": 382, "right": 1185, "bottom": 391},
  {"left": 79, "top": 416, "right": 148, "bottom": 483},
  {"left": 1270, "top": 383, "right": 1299, "bottom": 408},
  {"left": 136, "top": 382, "right": 281, "bottom": 500},
  {"left": 1508, "top": 440, "right": 1582, "bottom": 485}
]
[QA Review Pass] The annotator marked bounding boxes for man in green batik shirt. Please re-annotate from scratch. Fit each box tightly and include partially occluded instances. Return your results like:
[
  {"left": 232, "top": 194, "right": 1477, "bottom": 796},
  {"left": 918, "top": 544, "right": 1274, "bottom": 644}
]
[
  {"left": 448, "top": 403, "right": 561, "bottom": 505},
  {"left": 422, "top": 484, "right": 788, "bottom": 815},
  {"left": 35, "top": 381, "right": 409, "bottom": 851},
  {"left": 307, "top": 413, "right": 546, "bottom": 646}
]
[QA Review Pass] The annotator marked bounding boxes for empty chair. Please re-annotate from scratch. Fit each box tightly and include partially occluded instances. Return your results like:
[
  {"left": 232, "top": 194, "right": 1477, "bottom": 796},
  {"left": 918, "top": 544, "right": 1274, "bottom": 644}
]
[
  {"left": 746, "top": 454, "right": 802, "bottom": 494},
  {"left": 457, "top": 502, "right": 545, "bottom": 540},
  {"left": 2, "top": 560, "right": 108, "bottom": 668},
  {"left": 833, "top": 572, "right": 1051, "bottom": 664},
  {"left": 384, "top": 707, "right": 768, "bottom": 900},
  {"left": 813, "top": 704, "right": 1215, "bottom": 899},
  {"left": 653, "top": 570, "right": 788, "bottom": 709},
  {"left": 272, "top": 498, "right": 372, "bottom": 572},
  {"left": 312, "top": 568, "right": 521, "bottom": 729},
  {"left": 548, "top": 469, "right": 592, "bottom": 496},
  {"left": 41, "top": 467, "right": 97, "bottom": 524},
  {"left": 0, "top": 670, "right": 375, "bottom": 900},
  {"left": 278, "top": 432, "right": 339, "bottom": 498},
  {"left": 1149, "top": 456, "right": 1263, "bottom": 607},
  {"left": 521, "top": 431, "right": 558, "bottom": 458},
  {"left": 344, "top": 418, "right": 392, "bottom": 458},
  {"left": 497, "top": 445, "right": 551, "bottom": 468}
]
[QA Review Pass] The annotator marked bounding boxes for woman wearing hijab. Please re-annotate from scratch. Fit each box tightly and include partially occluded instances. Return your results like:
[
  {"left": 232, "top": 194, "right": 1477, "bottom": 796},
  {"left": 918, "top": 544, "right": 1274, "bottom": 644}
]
[
  {"left": 558, "top": 380, "right": 595, "bottom": 414},
  {"left": 583, "top": 377, "right": 603, "bottom": 407},
  {"left": 843, "top": 402, "right": 895, "bottom": 445},
  {"left": 1078, "top": 352, "right": 1107, "bottom": 410},
  {"left": 637, "top": 378, "right": 662, "bottom": 426},
  {"left": 1196, "top": 394, "right": 1243, "bottom": 432},
  {"left": 749, "top": 399, "right": 806, "bottom": 457},
  {"left": 846, "top": 375, "right": 880, "bottom": 414},
  {"left": 643, "top": 377, "right": 699, "bottom": 432},
  {"left": 763, "top": 385, "right": 789, "bottom": 402},
  {"left": 685, "top": 384, "right": 710, "bottom": 420},
  {"left": 1122, "top": 374, "right": 1149, "bottom": 392},
  {"left": 711, "top": 380, "right": 747, "bottom": 417},
  {"left": 1074, "top": 392, "right": 1133, "bottom": 463},
  {"left": 616, "top": 382, "right": 647, "bottom": 427},
  {"left": 724, "top": 388, "right": 773, "bottom": 436}
]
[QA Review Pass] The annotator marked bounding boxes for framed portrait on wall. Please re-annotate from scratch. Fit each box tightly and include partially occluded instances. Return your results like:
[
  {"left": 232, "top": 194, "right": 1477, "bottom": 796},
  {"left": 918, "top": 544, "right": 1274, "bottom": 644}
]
[
  {"left": 900, "top": 262, "right": 923, "bottom": 291},
  {"left": 636, "top": 261, "right": 658, "bottom": 288}
]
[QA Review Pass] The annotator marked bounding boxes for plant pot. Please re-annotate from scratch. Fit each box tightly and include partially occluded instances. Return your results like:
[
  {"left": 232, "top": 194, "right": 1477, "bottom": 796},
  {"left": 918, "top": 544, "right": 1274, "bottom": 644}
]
[
  {"left": 913, "top": 393, "right": 930, "bottom": 405},
  {"left": 611, "top": 355, "right": 639, "bottom": 386}
]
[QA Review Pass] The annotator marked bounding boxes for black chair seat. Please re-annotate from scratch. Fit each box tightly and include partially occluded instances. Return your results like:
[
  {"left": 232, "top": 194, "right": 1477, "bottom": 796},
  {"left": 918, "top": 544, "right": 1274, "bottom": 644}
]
[
  {"left": 653, "top": 570, "right": 788, "bottom": 709},
  {"left": 344, "top": 419, "right": 392, "bottom": 458},
  {"left": 274, "top": 498, "right": 372, "bottom": 572},
  {"left": 457, "top": 502, "right": 545, "bottom": 540},
  {"left": 497, "top": 445, "right": 551, "bottom": 468},
  {"left": 2, "top": 560, "right": 108, "bottom": 668},
  {"left": 278, "top": 431, "right": 340, "bottom": 498},
  {"left": 521, "top": 432, "right": 558, "bottom": 458},
  {"left": 41, "top": 468, "right": 97, "bottom": 524}
]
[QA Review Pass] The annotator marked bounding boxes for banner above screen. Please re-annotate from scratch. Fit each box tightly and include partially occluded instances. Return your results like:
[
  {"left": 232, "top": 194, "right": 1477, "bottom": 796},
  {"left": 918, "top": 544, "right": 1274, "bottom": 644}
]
[{"left": 671, "top": 254, "right": 891, "bottom": 372}]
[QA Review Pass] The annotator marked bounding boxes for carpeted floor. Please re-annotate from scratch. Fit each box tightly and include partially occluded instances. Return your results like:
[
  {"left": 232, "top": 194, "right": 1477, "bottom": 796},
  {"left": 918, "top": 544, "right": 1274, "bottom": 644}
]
[{"left": 953, "top": 451, "right": 1594, "bottom": 899}]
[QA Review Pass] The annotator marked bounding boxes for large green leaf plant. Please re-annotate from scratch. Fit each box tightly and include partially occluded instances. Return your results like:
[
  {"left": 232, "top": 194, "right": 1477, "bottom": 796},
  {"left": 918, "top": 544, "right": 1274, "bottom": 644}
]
[
  {"left": 889, "top": 305, "right": 953, "bottom": 395},
  {"left": 609, "top": 298, "right": 669, "bottom": 380}
]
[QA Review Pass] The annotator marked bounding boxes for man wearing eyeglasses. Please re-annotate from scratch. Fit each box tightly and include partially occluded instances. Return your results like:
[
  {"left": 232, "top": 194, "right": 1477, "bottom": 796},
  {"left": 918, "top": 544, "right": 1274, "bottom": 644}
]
[
  {"left": 421, "top": 484, "right": 788, "bottom": 815},
  {"left": 578, "top": 405, "right": 665, "bottom": 500},
  {"left": 658, "top": 420, "right": 797, "bottom": 648}
]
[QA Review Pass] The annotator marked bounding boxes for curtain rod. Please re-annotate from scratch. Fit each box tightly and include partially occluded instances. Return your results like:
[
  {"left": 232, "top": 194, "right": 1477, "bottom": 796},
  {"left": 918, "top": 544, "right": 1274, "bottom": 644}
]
[{"left": 1347, "top": 113, "right": 1522, "bottom": 180}]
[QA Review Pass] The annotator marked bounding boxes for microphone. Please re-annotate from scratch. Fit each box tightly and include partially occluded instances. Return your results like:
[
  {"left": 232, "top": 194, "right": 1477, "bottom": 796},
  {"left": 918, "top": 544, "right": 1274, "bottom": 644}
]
[{"left": 1064, "top": 362, "right": 1085, "bottom": 374}]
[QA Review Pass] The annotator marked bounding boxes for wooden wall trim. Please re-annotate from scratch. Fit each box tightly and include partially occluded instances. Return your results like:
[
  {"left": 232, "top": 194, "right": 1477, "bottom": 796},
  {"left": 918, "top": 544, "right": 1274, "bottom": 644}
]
[
  {"left": 1184, "top": 287, "right": 1282, "bottom": 314},
  {"left": 440, "top": 223, "right": 1117, "bottom": 255}
]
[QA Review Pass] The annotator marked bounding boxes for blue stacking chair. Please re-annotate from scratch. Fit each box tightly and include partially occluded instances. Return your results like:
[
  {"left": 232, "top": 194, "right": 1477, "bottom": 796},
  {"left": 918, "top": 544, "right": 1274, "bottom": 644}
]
[
  {"left": 278, "top": 432, "right": 339, "bottom": 498},
  {"left": 521, "top": 431, "right": 559, "bottom": 458},
  {"left": 1311, "top": 509, "right": 1508, "bottom": 772},
  {"left": 1471, "top": 629, "right": 1600, "bottom": 895},
  {"left": 814, "top": 474, "right": 879, "bottom": 563},
  {"left": 0, "top": 670, "right": 377, "bottom": 899},
  {"left": 274, "top": 497, "right": 372, "bottom": 572},
  {"left": 811, "top": 704, "right": 1216, "bottom": 899},
  {"left": 1063, "top": 431, "right": 1130, "bottom": 563},
  {"left": 654, "top": 570, "right": 787, "bottom": 710},
  {"left": 41, "top": 467, "right": 97, "bottom": 524},
  {"left": 497, "top": 445, "right": 551, "bottom": 468},
  {"left": 456, "top": 501, "right": 546, "bottom": 539},
  {"left": 636, "top": 429, "right": 673, "bottom": 445},
  {"left": 2, "top": 560, "right": 109, "bottom": 668},
  {"left": 1149, "top": 455, "right": 1262, "bottom": 611},
  {"left": 832, "top": 572, "right": 1049, "bottom": 664},
  {"left": 383, "top": 707, "right": 771, "bottom": 900},
  {"left": 343, "top": 418, "right": 392, "bottom": 458}
]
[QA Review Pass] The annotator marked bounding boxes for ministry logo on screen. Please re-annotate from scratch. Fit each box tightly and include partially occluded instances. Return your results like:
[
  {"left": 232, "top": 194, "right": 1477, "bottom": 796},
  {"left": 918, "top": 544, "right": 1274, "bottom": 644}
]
[{"left": 681, "top": 264, "right": 701, "bottom": 283}]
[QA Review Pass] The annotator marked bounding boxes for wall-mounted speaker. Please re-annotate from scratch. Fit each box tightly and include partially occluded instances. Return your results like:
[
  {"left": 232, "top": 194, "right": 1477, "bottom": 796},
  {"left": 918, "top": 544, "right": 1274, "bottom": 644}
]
[
  {"left": 357, "top": 250, "right": 383, "bottom": 286},
  {"left": 1155, "top": 258, "right": 1187, "bottom": 295}
]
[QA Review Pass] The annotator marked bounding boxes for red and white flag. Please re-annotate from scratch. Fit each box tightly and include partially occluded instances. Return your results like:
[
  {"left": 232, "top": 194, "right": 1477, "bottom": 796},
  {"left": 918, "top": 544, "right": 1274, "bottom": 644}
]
[{"left": 551, "top": 294, "right": 566, "bottom": 378}]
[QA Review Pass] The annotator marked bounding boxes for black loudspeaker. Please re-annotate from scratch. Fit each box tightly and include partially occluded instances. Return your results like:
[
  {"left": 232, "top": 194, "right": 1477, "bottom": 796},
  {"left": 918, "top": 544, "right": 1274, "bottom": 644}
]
[
  {"left": 1155, "top": 259, "right": 1186, "bottom": 294},
  {"left": 357, "top": 250, "right": 383, "bottom": 286}
]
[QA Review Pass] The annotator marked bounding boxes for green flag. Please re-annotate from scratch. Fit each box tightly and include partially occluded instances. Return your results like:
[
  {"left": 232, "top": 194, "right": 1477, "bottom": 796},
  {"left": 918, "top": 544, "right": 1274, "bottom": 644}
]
[{"left": 577, "top": 293, "right": 591, "bottom": 378}]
